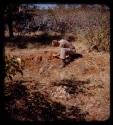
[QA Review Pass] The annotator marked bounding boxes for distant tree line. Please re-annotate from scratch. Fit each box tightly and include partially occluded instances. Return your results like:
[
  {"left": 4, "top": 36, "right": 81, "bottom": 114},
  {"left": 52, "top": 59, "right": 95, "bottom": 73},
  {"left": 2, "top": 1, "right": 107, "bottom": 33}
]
[{"left": 3, "top": 4, "right": 110, "bottom": 52}]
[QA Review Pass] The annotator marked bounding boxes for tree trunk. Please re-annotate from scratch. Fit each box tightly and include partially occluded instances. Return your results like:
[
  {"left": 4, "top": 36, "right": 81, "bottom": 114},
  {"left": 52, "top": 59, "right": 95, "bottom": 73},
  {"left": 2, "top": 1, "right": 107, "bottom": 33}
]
[{"left": 7, "top": 14, "right": 14, "bottom": 39}]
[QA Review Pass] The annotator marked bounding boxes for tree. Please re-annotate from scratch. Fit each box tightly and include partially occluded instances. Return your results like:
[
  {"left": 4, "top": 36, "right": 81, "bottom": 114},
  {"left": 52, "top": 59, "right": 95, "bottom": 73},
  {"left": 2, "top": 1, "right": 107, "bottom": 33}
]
[
  {"left": 4, "top": 4, "right": 20, "bottom": 41},
  {"left": 4, "top": 4, "right": 36, "bottom": 40}
]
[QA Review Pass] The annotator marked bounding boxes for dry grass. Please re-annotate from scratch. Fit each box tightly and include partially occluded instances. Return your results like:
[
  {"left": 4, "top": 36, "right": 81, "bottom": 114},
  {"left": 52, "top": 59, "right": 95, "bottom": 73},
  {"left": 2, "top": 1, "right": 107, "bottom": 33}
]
[
  {"left": 4, "top": 40, "right": 110, "bottom": 121},
  {"left": 4, "top": 5, "right": 110, "bottom": 121}
]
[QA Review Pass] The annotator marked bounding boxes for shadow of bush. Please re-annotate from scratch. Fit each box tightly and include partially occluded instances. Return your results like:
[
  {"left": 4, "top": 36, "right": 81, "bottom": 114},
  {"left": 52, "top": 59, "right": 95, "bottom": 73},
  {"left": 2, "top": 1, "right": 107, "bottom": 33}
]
[
  {"left": 52, "top": 79, "right": 90, "bottom": 95},
  {"left": 4, "top": 80, "right": 89, "bottom": 121},
  {"left": 4, "top": 80, "right": 29, "bottom": 100},
  {"left": 26, "top": 91, "right": 89, "bottom": 121},
  {"left": 4, "top": 80, "right": 30, "bottom": 120}
]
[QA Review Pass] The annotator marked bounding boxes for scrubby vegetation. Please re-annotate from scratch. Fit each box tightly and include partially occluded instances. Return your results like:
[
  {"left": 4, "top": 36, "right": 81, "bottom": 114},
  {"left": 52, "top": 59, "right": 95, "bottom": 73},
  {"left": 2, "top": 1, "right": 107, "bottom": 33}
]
[
  {"left": 10, "top": 4, "right": 110, "bottom": 52},
  {"left": 4, "top": 4, "right": 110, "bottom": 121},
  {"left": 5, "top": 55, "right": 24, "bottom": 81}
]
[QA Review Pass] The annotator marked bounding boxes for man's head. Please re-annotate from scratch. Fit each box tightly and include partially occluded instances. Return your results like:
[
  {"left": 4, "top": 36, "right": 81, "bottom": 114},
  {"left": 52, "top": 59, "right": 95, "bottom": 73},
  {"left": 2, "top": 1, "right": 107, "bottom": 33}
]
[{"left": 52, "top": 40, "right": 59, "bottom": 47}]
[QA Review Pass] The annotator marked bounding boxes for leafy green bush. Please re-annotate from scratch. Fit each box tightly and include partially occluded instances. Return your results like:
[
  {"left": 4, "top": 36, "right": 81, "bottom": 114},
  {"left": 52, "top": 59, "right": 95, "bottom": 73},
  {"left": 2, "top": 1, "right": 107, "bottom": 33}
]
[{"left": 5, "top": 55, "right": 24, "bottom": 81}]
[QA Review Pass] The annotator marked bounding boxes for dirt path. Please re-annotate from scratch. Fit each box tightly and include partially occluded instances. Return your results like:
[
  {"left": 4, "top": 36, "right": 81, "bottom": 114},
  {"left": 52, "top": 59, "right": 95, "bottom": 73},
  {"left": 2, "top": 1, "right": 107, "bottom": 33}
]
[{"left": 5, "top": 42, "right": 110, "bottom": 121}]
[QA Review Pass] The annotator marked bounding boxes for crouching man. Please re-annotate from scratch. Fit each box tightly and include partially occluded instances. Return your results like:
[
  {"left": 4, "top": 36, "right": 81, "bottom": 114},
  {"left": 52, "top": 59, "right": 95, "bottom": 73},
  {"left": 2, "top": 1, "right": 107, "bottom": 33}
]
[{"left": 52, "top": 37, "right": 76, "bottom": 68}]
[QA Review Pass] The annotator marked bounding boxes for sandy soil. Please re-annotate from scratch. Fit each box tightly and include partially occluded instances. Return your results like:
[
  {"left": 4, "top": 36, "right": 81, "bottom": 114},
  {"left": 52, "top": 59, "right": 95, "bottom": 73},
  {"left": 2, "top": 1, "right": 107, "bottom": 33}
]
[{"left": 4, "top": 42, "right": 110, "bottom": 121}]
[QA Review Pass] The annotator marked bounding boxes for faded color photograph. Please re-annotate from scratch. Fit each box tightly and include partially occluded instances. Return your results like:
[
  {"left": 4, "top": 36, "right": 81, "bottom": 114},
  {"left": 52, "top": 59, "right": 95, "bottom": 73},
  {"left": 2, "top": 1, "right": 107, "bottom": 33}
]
[{"left": 4, "top": 4, "right": 110, "bottom": 121}]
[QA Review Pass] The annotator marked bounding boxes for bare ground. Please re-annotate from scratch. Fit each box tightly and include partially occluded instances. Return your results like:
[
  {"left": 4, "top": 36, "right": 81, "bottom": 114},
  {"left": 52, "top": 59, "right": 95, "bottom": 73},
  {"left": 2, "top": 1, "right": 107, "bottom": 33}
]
[{"left": 4, "top": 42, "right": 110, "bottom": 121}]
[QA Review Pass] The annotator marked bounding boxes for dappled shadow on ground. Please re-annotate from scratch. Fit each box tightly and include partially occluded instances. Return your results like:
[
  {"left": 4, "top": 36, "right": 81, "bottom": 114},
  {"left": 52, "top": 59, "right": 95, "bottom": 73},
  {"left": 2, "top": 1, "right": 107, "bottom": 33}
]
[
  {"left": 52, "top": 79, "right": 90, "bottom": 95},
  {"left": 4, "top": 81, "right": 29, "bottom": 120},
  {"left": 25, "top": 90, "right": 88, "bottom": 121},
  {"left": 4, "top": 80, "right": 29, "bottom": 101},
  {"left": 5, "top": 33, "right": 62, "bottom": 49},
  {"left": 4, "top": 80, "right": 89, "bottom": 121}
]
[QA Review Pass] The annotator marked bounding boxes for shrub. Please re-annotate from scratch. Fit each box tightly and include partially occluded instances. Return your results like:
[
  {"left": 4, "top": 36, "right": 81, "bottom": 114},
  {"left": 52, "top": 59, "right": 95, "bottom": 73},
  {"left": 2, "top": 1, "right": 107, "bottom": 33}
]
[
  {"left": 5, "top": 55, "right": 24, "bottom": 81},
  {"left": 13, "top": 5, "right": 110, "bottom": 52}
]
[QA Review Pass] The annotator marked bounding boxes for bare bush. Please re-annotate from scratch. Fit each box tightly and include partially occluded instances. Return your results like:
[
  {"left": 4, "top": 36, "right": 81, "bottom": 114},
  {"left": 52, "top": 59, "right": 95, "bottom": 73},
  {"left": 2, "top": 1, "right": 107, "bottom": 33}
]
[
  {"left": 5, "top": 55, "right": 24, "bottom": 81},
  {"left": 13, "top": 5, "right": 110, "bottom": 52}
]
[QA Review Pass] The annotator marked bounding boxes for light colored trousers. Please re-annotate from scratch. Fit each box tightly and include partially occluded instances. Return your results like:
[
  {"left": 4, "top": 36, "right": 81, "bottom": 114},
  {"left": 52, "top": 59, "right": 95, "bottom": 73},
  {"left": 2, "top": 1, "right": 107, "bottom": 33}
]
[{"left": 60, "top": 48, "right": 76, "bottom": 59}]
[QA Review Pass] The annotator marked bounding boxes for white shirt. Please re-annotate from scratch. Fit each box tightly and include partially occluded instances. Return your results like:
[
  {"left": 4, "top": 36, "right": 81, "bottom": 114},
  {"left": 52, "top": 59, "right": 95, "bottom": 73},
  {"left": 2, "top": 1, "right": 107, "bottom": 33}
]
[{"left": 58, "top": 39, "right": 74, "bottom": 49}]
